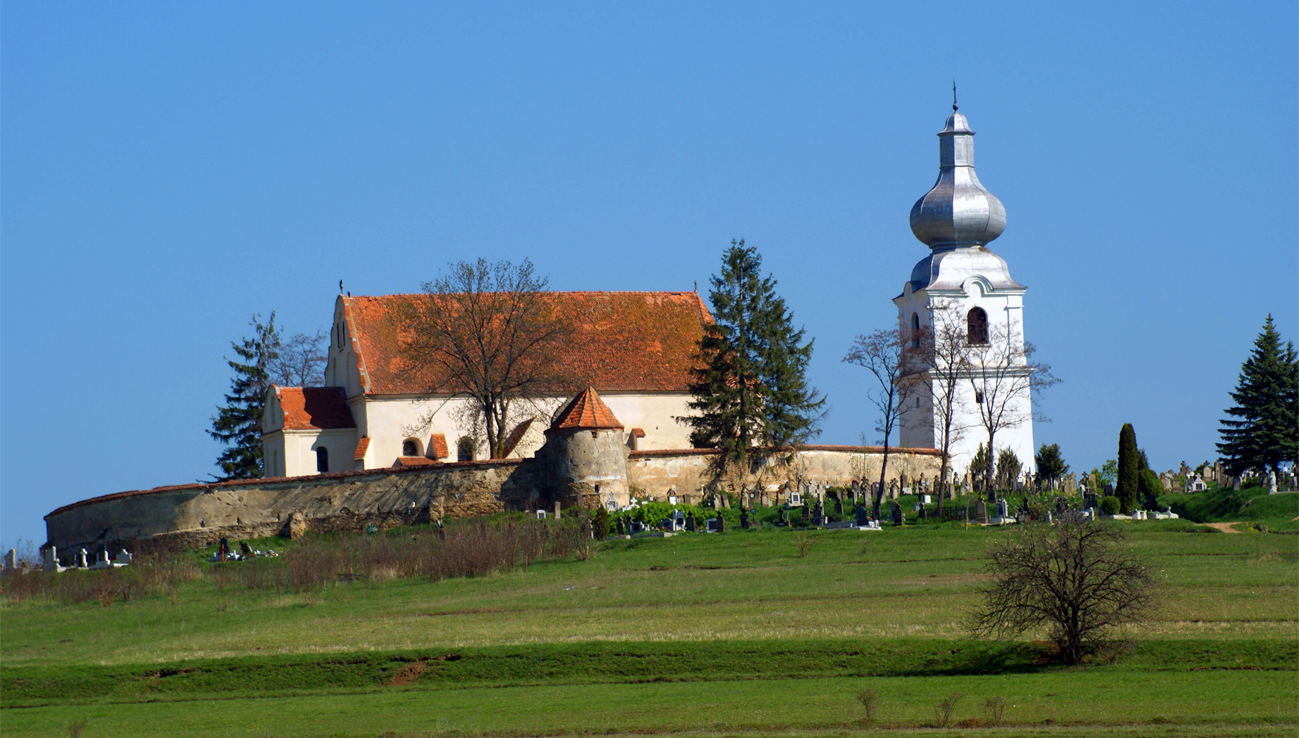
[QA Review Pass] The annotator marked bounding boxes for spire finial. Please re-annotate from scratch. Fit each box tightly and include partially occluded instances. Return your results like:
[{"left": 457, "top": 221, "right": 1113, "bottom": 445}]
[{"left": 952, "top": 80, "right": 958, "bottom": 112}]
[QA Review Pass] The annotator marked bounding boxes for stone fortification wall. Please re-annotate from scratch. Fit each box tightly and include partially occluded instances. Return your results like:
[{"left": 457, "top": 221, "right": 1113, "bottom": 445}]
[
  {"left": 44, "top": 445, "right": 940, "bottom": 559},
  {"left": 44, "top": 460, "right": 543, "bottom": 560},
  {"left": 626, "top": 446, "right": 943, "bottom": 504}
]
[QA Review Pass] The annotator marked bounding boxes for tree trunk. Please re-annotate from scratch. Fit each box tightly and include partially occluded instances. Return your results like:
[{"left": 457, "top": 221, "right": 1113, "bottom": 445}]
[{"left": 875, "top": 444, "right": 889, "bottom": 519}]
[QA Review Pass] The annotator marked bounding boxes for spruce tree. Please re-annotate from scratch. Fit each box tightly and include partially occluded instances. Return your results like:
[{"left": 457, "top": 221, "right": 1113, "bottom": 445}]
[
  {"left": 210, "top": 314, "right": 281, "bottom": 480},
  {"left": 1217, "top": 315, "right": 1299, "bottom": 479},
  {"left": 683, "top": 240, "right": 824, "bottom": 464},
  {"left": 1116, "top": 423, "right": 1140, "bottom": 514}
]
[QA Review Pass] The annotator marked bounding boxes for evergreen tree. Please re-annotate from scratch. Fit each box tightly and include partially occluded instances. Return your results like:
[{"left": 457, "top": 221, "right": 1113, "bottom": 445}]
[
  {"left": 1217, "top": 315, "right": 1299, "bottom": 479},
  {"left": 1033, "top": 443, "right": 1069, "bottom": 490},
  {"left": 683, "top": 240, "right": 824, "bottom": 464},
  {"left": 970, "top": 443, "right": 990, "bottom": 492},
  {"left": 210, "top": 314, "right": 281, "bottom": 480},
  {"left": 1116, "top": 423, "right": 1140, "bottom": 514}
]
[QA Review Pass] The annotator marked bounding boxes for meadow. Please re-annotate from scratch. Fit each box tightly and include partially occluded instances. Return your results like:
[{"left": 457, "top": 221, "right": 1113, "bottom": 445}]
[{"left": 2, "top": 495, "right": 1295, "bottom": 737}]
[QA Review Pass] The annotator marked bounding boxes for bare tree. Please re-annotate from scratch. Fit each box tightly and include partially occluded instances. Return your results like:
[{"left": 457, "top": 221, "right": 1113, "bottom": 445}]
[
  {"left": 396, "top": 258, "right": 572, "bottom": 459},
  {"left": 271, "top": 329, "right": 328, "bottom": 387},
  {"left": 915, "top": 301, "right": 973, "bottom": 511},
  {"left": 844, "top": 329, "right": 924, "bottom": 518},
  {"left": 962, "top": 320, "right": 1058, "bottom": 499},
  {"left": 973, "top": 515, "right": 1156, "bottom": 666}
]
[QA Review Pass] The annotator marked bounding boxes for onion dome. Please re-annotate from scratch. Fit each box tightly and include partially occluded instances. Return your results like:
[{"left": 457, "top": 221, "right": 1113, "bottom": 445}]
[{"left": 909, "top": 103, "right": 1006, "bottom": 249}]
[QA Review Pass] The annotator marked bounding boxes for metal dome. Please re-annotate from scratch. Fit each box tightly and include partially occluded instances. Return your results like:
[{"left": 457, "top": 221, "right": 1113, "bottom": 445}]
[{"left": 909, "top": 106, "right": 1006, "bottom": 249}]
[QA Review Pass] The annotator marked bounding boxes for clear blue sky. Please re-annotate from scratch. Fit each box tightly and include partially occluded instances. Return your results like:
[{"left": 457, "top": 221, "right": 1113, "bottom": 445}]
[{"left": 3, "top": 2, "right": 1295, "bottom": 549}]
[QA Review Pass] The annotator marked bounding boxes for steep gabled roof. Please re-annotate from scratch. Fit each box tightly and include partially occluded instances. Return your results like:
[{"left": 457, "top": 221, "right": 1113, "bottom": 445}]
[
  {"left": 547, "top": 387, "right": 624, "bottom": 433},
  {"left": 341, "top": 291, "right": 712, "bottom": 395},
  {"left": 276, "top": 387, "right": 355, "bottom": 430}
]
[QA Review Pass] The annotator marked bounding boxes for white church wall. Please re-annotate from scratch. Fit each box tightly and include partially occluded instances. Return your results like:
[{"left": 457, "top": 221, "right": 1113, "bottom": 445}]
[
  {"left": 277, "top": 428, "right": 360, "bottom": 477},
  {"left": 598, "top": 392, "right": 697, "bottom": 450}
]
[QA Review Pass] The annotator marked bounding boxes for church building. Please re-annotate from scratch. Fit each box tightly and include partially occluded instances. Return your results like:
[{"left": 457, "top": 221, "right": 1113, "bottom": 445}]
[
  {"left": 895, "top": 101, "right": 1036, "bottom": 477},
  {"left": 261, "top": 291, "right": 712, "bottom": 477}
]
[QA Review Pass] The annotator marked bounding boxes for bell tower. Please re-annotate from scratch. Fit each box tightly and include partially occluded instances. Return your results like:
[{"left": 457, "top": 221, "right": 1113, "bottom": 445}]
[{"left": 894, "top": 99, "right": 1035, "bottom": 483}]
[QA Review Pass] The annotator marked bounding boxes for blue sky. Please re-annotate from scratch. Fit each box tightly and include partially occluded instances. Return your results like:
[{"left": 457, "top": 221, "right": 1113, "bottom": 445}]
[{"left": 3, "top": 1, "right": 1295, "bottom": 548}]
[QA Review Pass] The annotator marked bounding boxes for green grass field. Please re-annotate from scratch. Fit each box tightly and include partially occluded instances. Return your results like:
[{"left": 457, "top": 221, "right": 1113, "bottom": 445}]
[{"left": 3, "top": 514, "right": 1296, "bottom": 737}]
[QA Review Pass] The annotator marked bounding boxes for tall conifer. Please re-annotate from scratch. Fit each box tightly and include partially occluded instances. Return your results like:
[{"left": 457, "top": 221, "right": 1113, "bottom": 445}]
[
  {"left": 683, "top": 240, "right": 824, "bottom": 464},
  {"left": 1217, "top": 315, "right": 1299, "bottom": 479},
  {"left": 1116, "top": 423, "right": 1140, "bottom": 514},
  {"left": 210, "top": 314, "right": 281, "bottom": 480}
]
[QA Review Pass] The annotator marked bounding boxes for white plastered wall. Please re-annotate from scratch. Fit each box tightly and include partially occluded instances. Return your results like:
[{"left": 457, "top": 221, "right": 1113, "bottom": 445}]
[{"left": 895, "top": 278, "right": 1035, "bottom": 477}]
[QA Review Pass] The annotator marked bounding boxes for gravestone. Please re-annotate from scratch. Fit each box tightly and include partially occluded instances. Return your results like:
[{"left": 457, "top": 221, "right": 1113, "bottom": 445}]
[
  {"left": 996, "top": 498, "right": 1009, "bottom": 519},
  {"left": 776, "top": 507, "right": 789, "bottom": 526},
  {"left": 890, "top": 503, "right": 904, "bottom": 527},
  {"left": 855, "top": 504, "right": 870, "bottom": 526},
  {"left": 715, "top": 515, "right": 725, "bottom": 533},
  {"left": 800, "top": 503, "right": 810, "bottom": 521},
  {"left": 115, "top": 550, "right": 132, "bottom": 566},
  {"left": 616, "top": 518, "right": 625, "bottom": 535},
  {"left": 685, "top": 512, "right": 696, "bottom": 532},
  {"left": 536, "top": 509, "right": 547, "bottom": 520},
  {"left": 77, "top": 549, "right": 89, "bottom": 568},
  {"left": 2, "top": 549, "right": 15, "bottom": 571},
  {"left": 917, "top": 502, "right": 927, "bottom": 520},
  {"left": 218, "top": 538, "right": 230, "bottom": 562},
  {"left": 554, "top": 501, "right": 562, "bottom": 520},
  {"left": 975, "top": 500, "right": 989, "bottom": 525},
  {"left": 811, "top": 500, "right": 825, "bottom": 526},
  {"left": 240, "top": 542, "right": 255, "bottom": 558},
  {"left": 43, "top": 547, "right": 59, "bottom": 571},
  {"left": 834, "top": 497, "right": 844, "bottom": 517},
  {"left": 739, "top": 508, "right": 750, "bottom": 530},
  {"left": 1269, "top": 471, "right": 1278, "bottom": 494}
]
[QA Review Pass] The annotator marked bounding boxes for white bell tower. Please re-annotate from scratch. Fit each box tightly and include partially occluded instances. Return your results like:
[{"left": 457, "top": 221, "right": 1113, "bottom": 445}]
[{"left": 894, "top": 99, "right": 1035, "bottom": 483}]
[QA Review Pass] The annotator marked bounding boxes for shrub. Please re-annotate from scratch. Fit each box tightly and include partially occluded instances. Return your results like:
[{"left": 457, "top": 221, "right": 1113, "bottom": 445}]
[
  {"left": 932, "top": 692, "right": 963, "bottom": 728},
  {"left": 856, "top": 687, "right": 879, "bottom": 721},
  {"left": 983, "top": 696, "right": 1007, "bottom": 726},
  {"left": 592, "top": 506, "right": 610, "bottom": 541},
  {"left": 1099, "top": 496, "right": 1120, "bottom": 515}
]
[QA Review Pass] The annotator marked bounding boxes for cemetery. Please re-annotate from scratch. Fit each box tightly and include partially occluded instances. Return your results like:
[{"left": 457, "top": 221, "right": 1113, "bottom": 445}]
[{"left": 2, "top": 474, "right": 1296, "bottom": 737}]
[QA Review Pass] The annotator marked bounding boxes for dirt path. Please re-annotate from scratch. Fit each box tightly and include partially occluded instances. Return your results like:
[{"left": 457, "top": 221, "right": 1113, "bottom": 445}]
[{"left": 1204, "top": 522, "right": 1243, "bottom": 533}]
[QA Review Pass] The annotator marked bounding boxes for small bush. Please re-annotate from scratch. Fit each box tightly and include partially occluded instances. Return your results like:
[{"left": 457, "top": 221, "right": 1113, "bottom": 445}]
[
  {"left": 795, "top": 533, "right": 816, "bottom": 558},
  {"left": 1099, "top": 496, "right": 1120, "bottom": 515},
  {"left": 983, "top": 696, "right": 1007, "bottom": 726},
  {"left": 856, "top": 687, "right": 879, "bottom": 721},
  {"left": 932, "top": 691, "right": 963, "bottom": 728}
]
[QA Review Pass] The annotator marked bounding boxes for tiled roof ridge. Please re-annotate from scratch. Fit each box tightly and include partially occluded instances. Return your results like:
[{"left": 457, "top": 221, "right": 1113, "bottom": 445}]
[
  {"left": 340, "top": 296, "right": 372, "bottom": 394},
  {"left": 547, "top": 387, "right": 624, "bottom": 432}
]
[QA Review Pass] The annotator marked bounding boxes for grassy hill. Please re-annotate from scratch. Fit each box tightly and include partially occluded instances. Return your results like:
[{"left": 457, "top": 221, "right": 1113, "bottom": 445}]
[{"left": 2, "top": 517, "right": 1295, "bottom": 736}]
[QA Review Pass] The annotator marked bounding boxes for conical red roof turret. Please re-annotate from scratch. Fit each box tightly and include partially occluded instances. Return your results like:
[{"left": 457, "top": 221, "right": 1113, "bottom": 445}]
[{"left": 546, "top": 387, "right": 624, "bottom": 433}]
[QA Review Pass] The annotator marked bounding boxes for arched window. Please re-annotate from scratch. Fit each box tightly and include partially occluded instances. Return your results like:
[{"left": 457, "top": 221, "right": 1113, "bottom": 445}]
[
  {"left": 967, "top": 307, "right": 989, "bottom": 345},
  {"left": 316, "top": 447, "right": 329, "bottom": 473},
  {"left": 402, "top": 439, "right": 420, "bottom": 457},
  {"left": 910, "top": 313, "right": 921, "bottom": 348},
  {"left": 457, "top": 437, "right": 476, "bottom": 462}
]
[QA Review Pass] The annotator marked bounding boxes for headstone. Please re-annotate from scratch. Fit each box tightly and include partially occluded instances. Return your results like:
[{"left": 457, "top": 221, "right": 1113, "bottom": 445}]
[
  {"left": 218, "top": 538, "right": 230, "bottom": 562},
  {"left": 1232, "top": 476, "right": 1241, "bottom": 491},
  {"left": 77, "top": 549, "right": 89, "bottom": 568},
  {"left": 834, "top": 497, "right": 844, "bottom": 517},
  {"left": 776, "top": 507, "right": 789, "bottom": 526},
  {"left": 554, "top": 501, "right": 562, "bottom": 520},
  {"left": 1103, "top": 483, "right": 1114, "bottom": 496},
  {"left": 1268, "top": 471, "right": 1278, "bottom": 494},
  {"left": 2, "top": 549, "right": 15, "bottom": 571},
  {"left": 739, "top": 508, "right": 751, "bottom": 530},
  {"left": 800, "top": 503, "right": 810, "bottom": 521},
  {"left": 42, "top": 546, "right": 58, "bottom": 571},
  {"left": 854, "top": 504, "right": 870, "bottom": 526},
  {"left": 890, "top": 503, "right": 904, "bottom": 527},
  {"left": 715, "top": 515, "right": 725, "bottom": 533},
  {"left": 616, "top": 518, "right": 625, "bottom": 535},
  {"left": 917, "top": 502, "right": 927, "bottom": 520},
  {"left": 975, "top": 500, "right": 989, "bottom": 525},
  {"left": 996, "top": 498, "right": 1008, "bottom": 519},
  {"left": 536, "top": 509, "right": 547, "bottom": 520},
  {"left": 114, "top": 550, "right": 132, "bottom": 566},
  {"left": 812, "top": 500, "right": 825, "bottom": 526},
  {"left": 239, "top": 542, "right": 254, "bottom": 558},
  {"left": 706, "top": 518, "right": 718, "bottom": 533}
]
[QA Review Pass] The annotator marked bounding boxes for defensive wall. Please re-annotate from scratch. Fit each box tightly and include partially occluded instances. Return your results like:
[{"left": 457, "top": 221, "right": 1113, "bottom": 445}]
[{"left": 44, "top": 445, "right": 941, "bottom": 561}]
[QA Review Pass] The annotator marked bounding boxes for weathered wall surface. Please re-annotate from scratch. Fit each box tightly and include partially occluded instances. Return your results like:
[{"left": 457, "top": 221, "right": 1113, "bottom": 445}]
[
  {"left": 44, "top": 460, "right": 543, "bottom": 561},
  {"left": 542, "top": 429, "right": 631, "bottom": 508},
  {"left": 45, "top": 445, "right": 940, "bottom": 559}
]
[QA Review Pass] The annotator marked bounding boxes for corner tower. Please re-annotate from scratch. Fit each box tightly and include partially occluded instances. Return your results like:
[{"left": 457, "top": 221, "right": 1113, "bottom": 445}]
[{"left": 895, "top": 99, "right": 1035, "bottom": 484}]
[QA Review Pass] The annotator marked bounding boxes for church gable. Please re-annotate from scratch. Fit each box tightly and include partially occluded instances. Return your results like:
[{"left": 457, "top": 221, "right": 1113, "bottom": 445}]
[{"left": 337, "top": 291, "right": 712, "bottom": 396}]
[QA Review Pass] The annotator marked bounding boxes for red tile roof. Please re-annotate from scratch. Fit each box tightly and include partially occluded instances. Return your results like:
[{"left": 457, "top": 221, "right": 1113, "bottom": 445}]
[
  {"left": 501, "top": 418, "right": 534, "bottom": 457},
  {"left": 547, "top": 387, "right": 624, "bottom": 432},
  {"left": 631, "top": 427, "right": 646, "bottom": 438},
  {"left": 276, "top": 387, "right": 355, "bottom": 430},
  {"left": 429, "top": 433, "right": 449, "bottom": 460},
  {"left": 394, "top": 456, "right": 437, "bottom": 468},
  {"left": 353, "top": 436, "right": 371, "bottom": 460},
  {"left": 341, "top": 292, "right": 712, "bottom": 395}
]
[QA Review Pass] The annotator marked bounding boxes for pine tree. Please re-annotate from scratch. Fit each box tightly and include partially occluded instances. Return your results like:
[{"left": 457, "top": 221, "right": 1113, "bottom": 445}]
[
  {"left": 1116, "top": 423, "right": 1140, "bottom": 514},
  {"left": 1033, "top": 443, "right": 1069, "bottom": 490},
  {"left": 210, "top": 314, "right": 281, "bottom": 480},
  {"left": 683, "top": 240, "right": 824, "bottom": 464},
  {"left": 1217, "top": 315, "right": 1299, "bottom": 479}
]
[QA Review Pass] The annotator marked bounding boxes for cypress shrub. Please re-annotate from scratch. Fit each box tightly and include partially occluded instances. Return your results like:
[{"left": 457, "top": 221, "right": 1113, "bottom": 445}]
[{"left": 1116, "top": 424, "right": 1140, "bottom": 514}]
